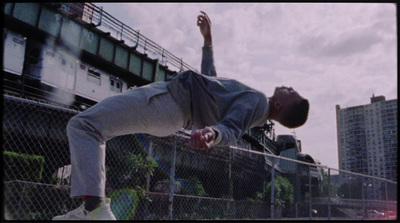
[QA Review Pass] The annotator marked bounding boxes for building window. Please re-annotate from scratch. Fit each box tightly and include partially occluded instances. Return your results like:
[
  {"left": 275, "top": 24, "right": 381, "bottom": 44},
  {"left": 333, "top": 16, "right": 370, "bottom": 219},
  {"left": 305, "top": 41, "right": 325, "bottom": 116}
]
[
  {"left": 87, "top": 69, "right": 101, "bottom": 85},
  {"left": 110, "top": 77, "right": 122, "bottom": 93}
]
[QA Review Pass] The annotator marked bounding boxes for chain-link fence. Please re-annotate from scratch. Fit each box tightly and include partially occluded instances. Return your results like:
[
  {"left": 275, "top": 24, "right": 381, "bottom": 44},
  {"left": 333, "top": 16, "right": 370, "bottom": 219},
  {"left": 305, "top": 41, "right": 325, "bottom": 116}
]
[{"left": 3, "top": 94, "right": 397, "bottom": 220}]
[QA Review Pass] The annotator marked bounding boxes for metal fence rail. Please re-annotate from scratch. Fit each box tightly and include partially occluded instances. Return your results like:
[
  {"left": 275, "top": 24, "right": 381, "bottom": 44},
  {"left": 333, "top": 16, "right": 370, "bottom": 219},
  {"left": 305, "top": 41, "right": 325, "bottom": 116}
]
[
  {"left": 77, "top": 2, "right": 197, "bottom": 72},
  {"left": 2, "top": 94, "right": 397, "bottom": 220}
]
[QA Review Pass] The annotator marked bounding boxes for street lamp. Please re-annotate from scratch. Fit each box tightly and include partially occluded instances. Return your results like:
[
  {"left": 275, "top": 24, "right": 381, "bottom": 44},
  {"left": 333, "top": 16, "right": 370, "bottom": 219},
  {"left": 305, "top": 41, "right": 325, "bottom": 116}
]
[
  {"left": 348, "top": 176, "right": 352, "bottom": 199},
  {"left": 364, "top": 183, "right": 373, "bottom": 199},
  {"left": 362, "top": 182, "right": 373, "bottom": 219}
]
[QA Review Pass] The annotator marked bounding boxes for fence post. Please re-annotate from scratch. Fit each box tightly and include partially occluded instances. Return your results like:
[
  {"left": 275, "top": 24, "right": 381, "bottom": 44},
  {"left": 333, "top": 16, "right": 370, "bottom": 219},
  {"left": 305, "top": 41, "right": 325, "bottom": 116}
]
[
  {"left": 120, "top": 24, "right": 124, "bottom": 41},
  {"left": 227, "top": 148, "right": 233, "bottom": 218},
  {"left": 308, "top": 166, "right": 312, "bottom": 220},
  {"left": 97, "top": 6, "right": 103, "bottom": 27},
  {"left": 229, "top": 149, "right": 233, "bottom": 199},
  {"left": 385, "top": 182, "right": 388, "bottom": 220},
  {"left": 295, "top": 163, "right": 300, "bottom": 218},
  {"left": 327, "top": 168, "right": 331, "bottom": 220},
  {"left": 270, "top": 157, "right": 275, "bottom": 220},
  {"left": 361, "top": 178, "right": 365, "bottom": 220},
  {"left": 146, "top": 139, "right": 153, "bottom": 192},
  {"left": 168, "top": 136, "right": 177, "bottom": 220}
]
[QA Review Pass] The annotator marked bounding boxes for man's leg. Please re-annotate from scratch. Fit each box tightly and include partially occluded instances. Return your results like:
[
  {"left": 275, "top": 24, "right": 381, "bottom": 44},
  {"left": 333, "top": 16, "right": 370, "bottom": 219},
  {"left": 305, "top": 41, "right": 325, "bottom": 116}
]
[{"left": 55, "top": 83, "right": 184, "bottom": 220}]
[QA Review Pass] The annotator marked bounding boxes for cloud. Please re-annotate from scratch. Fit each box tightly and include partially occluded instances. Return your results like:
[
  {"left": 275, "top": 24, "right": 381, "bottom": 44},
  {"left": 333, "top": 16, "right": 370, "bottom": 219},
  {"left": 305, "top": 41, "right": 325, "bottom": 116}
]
[
  {"left": 297, "top": 25, "right": 382, "bottom": 59},
  {"left": 323, "top": 29, "right": 381, "bottom": 57}
]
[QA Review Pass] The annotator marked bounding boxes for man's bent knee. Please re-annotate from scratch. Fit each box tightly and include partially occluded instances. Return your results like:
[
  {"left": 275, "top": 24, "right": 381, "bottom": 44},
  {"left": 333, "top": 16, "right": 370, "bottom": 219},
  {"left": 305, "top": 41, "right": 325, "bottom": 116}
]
[{"left": 66, "top": 114, "right": 100, "bottom": 139}]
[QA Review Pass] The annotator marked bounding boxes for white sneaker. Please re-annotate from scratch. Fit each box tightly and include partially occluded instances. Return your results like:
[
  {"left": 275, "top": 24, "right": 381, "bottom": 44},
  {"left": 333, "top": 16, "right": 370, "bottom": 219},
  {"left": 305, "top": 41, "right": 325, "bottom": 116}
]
[{"left": 52, "top": 198, "right": 116, "bottom": 220}]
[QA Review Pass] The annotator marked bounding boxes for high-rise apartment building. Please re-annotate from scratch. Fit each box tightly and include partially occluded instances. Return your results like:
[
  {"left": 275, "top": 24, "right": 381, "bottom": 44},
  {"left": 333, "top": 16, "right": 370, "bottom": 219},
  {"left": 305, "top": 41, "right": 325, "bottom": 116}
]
[{"left": 336, "top": 95, "right": 397, "bottom": 199}]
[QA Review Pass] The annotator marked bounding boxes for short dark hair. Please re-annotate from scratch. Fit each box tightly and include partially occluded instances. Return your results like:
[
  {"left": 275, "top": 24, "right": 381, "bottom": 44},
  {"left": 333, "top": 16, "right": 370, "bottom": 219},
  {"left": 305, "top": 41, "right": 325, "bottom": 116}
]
[{"left": 280, "top": 99, "right": 309, "bottom": 128}]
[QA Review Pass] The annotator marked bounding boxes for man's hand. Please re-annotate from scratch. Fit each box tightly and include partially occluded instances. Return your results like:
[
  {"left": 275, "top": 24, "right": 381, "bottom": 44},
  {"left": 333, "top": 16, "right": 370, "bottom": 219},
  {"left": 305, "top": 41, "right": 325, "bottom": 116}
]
[
  {"left": 197, "top": 11, "right": 212, "bottom": 46},
  {"left": 189, "top": 127, "right": 216, "bottom": 150}
]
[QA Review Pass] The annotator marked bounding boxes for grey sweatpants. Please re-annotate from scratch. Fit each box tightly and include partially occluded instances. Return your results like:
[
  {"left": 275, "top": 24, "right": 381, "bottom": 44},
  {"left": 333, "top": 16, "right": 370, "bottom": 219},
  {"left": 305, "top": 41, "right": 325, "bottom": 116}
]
[{"left": 66, "top": 82, "right": 184, "bottom": 198}]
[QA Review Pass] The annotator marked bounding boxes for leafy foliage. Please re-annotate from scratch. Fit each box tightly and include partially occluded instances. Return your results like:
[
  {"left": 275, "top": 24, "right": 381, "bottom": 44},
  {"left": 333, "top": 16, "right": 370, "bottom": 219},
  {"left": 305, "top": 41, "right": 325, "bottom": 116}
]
[
  {"left": 181, "top": 176, "right": 207, "bottom": 197},
  {"left": 256, "top": 175, "right": 294, "bottom": 208},
  {"left": 3, "top": 151, "right": 45, "bottom": 182},
  {"left": 320, "top": 169, "right": 339, "bottom": 197},
  {"left": 107, "top": 152, "right": 158, "bottom": 189}
]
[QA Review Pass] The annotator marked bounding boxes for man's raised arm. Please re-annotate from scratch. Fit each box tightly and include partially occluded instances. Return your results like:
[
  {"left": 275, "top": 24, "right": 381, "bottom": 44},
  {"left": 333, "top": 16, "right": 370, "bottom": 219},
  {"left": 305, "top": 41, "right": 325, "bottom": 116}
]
[{"left": 197, "top": 11, "right": 217, "bottom": 77}]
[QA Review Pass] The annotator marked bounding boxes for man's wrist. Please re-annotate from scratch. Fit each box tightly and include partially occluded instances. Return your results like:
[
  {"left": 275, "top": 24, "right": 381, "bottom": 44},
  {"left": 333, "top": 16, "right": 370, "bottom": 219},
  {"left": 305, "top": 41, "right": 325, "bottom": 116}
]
[
  {"left": 204, "top": 36, "right": 212, "bottom": 46},
  {"left": 210, "top": 126, "right": 221, "bottom": 147}
]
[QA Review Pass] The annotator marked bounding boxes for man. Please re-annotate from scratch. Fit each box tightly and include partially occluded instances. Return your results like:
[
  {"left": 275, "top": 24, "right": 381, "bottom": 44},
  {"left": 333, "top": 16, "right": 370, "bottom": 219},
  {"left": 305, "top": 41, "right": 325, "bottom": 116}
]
[{"left": 53, "top": 11, "right": 309, "bottom": 220}]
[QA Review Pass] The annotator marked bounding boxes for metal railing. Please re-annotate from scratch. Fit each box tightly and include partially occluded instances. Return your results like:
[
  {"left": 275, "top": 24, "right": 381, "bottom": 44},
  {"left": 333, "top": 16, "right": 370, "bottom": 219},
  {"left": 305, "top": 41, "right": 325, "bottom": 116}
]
[
  {"left": 2, "top": 94, "right": 397, "bottom": 220},
  {"left": 74, "top": 2, "right": 198, "bottom": 73}
]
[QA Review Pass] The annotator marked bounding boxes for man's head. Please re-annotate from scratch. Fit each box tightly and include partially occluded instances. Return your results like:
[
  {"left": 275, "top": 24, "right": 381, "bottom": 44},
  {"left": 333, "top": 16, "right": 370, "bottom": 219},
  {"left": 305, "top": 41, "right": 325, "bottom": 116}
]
[{"left": 269, "top": 86, "right": 309, "bottom": 128}]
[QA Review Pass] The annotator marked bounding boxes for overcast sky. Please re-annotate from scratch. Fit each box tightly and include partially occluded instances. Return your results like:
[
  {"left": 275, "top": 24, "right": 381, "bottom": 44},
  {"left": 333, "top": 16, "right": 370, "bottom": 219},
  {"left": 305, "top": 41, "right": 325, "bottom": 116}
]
[{"left": 95, "top": 3, "right": 397, "bottom": 169}]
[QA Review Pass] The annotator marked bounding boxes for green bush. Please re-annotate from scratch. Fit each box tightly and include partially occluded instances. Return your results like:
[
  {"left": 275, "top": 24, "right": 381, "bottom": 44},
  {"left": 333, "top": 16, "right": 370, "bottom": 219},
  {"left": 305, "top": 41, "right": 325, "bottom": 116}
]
[
  {"left": 257, "top": 175, "right": 294, "bottom": 208},
  {"left": 3, "top": 151, "right": 45, "bottom": 182},
  {"left": 181, "top": 176, "right": 207, "bottom": 197}
]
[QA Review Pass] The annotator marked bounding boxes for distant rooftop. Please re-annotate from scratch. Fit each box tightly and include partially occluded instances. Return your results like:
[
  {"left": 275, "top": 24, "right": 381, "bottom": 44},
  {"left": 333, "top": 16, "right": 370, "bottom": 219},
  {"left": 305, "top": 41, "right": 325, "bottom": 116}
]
[{"left": 370, "top": 94, "right": 386, "bottom": 103}]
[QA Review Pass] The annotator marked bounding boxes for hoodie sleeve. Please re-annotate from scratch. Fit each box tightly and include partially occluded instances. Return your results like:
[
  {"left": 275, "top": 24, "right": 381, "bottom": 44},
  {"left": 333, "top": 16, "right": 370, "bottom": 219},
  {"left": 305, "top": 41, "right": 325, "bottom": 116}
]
[
  {"left": 210, "top": 92, "right": 269, "bottom": 148},
  {"left": 201, "top": 46, "right": 217, "bottom": 77}
]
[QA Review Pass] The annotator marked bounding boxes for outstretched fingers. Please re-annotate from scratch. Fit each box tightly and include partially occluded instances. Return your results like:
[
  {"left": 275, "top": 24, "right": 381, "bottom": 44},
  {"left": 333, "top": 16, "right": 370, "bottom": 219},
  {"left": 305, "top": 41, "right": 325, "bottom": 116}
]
[
  {"left": 200, "top": 11, "right": 211, "bottom": 25},
  {"left": 197, "top": 11, "right": 211, "bottom": 27}
]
